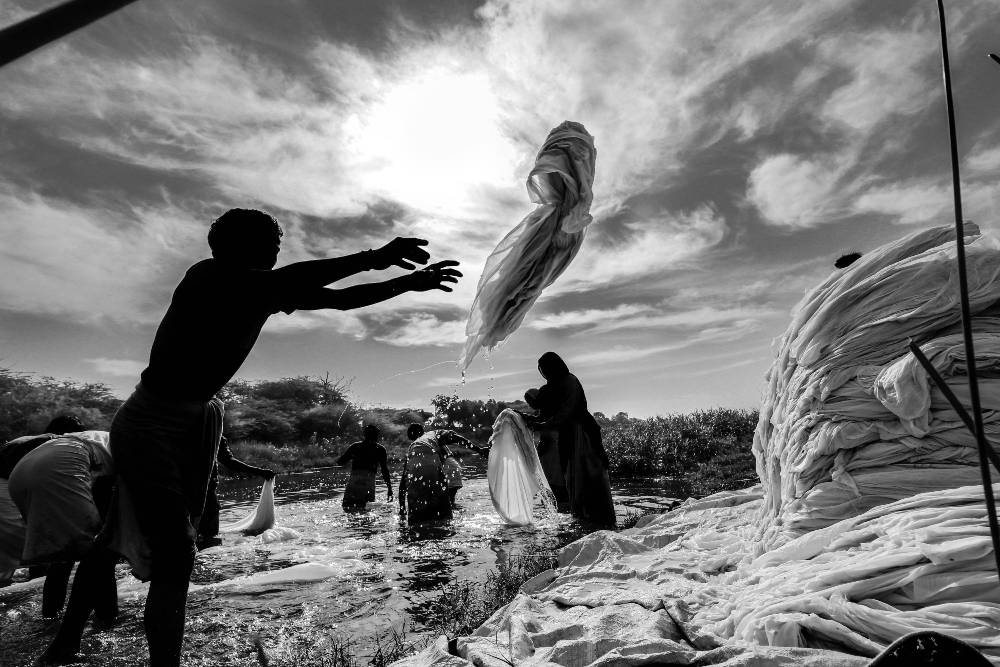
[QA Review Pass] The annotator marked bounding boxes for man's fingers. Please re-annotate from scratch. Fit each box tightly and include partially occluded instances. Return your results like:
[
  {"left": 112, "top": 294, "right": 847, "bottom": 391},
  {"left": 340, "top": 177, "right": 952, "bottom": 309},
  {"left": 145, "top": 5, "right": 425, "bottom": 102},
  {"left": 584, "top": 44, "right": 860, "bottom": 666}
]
[
  {"left": 431, "top": 260, "right": 461, "bottom": 269},
  {"left": 437, "top": 286, "right": 453, "bottom": 292},
  {"left": 395, "top": 260, "right": 416, "bottom": 270}
]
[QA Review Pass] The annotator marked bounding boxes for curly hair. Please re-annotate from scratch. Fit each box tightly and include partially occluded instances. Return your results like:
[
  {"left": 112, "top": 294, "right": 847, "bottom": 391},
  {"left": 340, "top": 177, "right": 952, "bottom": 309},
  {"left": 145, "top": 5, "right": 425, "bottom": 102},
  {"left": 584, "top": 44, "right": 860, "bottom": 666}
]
[
  {"left": 45, "top": 414, "right": 85, "bottom": 434},
  {"left": 207, "top": 208, "right": 283, "bottom": 260}
]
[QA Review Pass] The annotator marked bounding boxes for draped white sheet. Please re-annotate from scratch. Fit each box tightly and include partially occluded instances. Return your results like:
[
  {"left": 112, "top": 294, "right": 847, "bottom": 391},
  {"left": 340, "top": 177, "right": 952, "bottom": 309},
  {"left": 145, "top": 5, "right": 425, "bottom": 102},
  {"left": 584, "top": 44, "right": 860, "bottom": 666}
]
[
  {"left": 487, "top": 409, "right": 555, "bottom": 526},
  {"left": 221, "top": 478, "right": 276, "bottom": 536}
]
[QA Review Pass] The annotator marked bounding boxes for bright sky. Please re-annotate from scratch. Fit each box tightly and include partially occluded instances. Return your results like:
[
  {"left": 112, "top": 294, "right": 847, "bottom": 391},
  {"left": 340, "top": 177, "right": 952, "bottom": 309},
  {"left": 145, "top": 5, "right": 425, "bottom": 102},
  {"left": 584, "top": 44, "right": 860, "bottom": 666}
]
[{"left": 2, "top": 0, "right": 1000, "bottom": 417}]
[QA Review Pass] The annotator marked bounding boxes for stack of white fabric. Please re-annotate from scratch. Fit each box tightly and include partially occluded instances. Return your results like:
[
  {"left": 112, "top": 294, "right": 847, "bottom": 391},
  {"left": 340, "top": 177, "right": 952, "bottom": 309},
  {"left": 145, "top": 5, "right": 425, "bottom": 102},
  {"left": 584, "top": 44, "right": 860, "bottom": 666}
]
[{"left": 754, "top": 223, "right": 1000, "bottom": 550}]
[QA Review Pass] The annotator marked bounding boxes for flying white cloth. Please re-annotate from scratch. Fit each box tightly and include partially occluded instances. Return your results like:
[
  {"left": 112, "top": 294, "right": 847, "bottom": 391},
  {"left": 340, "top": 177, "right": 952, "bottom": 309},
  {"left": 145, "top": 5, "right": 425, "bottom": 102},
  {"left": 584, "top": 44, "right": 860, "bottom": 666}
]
[
  {"left": 221, "top": 478, "right": 276, "bottom": 536},
  {"left": 487, "top": 409, "right": 555, "bottom": 526},
  {"left": 460, "top": 121, "right": 596, "bottom": 371}
]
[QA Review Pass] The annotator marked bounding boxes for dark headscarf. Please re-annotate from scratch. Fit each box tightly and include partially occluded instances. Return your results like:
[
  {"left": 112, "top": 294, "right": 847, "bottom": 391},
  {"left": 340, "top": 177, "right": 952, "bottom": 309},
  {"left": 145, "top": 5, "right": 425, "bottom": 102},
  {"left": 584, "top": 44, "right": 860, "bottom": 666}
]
[{"left": 538, "top": 351, "right": 570, "bottom": 381}]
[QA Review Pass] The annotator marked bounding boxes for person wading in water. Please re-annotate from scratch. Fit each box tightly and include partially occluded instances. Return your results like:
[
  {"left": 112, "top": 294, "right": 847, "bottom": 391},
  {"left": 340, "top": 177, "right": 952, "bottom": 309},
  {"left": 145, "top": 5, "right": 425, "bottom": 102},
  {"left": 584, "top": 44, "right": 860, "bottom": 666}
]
[{"left": 338, "top": 424, "right": 392, "bottom": 511}]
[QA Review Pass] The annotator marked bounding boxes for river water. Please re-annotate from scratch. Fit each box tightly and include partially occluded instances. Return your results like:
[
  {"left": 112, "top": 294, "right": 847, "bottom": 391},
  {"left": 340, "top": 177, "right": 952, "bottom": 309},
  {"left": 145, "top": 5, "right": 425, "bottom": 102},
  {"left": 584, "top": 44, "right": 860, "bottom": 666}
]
[{"left": 0, "top": 463, "right": 681, "bottom": 666}]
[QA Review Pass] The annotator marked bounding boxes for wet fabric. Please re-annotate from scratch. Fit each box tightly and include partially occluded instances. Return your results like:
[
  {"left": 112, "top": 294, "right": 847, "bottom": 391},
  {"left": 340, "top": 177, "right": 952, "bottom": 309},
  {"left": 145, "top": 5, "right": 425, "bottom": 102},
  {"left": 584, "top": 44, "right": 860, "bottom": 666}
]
[
  {"left": 220, "top": 478, "right": 275, "bottom": 535},
  {"left": 108, "top": 383, "right": 224, "bottom": 581},
  {"left": 7, "top": 432, "right": 113, "bottom": 566},
  {"left": 401, "top": 435, "right": 452, "bottom": 523},
  {"left": 754, "top": 223, "right": 1000, "bottom": 549},
  {"left": 0, "top": 434, "right": 56, "bottom": 479},
  {"left": 487, "top": 410, "right": 555, "bottom": 526},
  {"left": 460, "top": 121, "right": 596, "bottom": 370},
  {"left": 442, "top": 456, "right": 463, "bottom": 489},
  {"left": 342, "top": 469, "right": 377, "bottom": 508},
  {"left": 401, "top": 484, "right": 999, "bottom": 665}
]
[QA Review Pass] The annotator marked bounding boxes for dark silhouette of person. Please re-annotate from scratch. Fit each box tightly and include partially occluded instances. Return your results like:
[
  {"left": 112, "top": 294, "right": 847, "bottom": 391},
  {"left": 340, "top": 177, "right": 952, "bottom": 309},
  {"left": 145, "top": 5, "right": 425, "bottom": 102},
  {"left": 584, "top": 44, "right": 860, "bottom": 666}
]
[
  {"left": 71, "top": 208, "right": 460, "bottom": 667},
  {"left": 523, "top": 387, "right": 569, "bottom": 508},
  {"left": 525, "top": 352, "right": 615, "bottom": 527},
  {"left": 399, "top": 423, "right": 454, "bottom": 523},
  {"left": 195, "top": 435, "right": 275, "bottom": 550},
  {"left": 338, "top": 424, "right": 392, "bottom": 511},
  {"left": 0, "top": 415, "right": 111, "bottom": 619}
]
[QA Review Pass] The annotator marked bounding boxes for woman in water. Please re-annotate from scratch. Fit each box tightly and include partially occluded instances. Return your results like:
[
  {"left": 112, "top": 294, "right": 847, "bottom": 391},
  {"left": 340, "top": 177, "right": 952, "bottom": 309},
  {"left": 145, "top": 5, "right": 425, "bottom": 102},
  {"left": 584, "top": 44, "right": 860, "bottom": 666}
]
[{"left": 525, "top": 352, "right": 614, "bottom": 527}]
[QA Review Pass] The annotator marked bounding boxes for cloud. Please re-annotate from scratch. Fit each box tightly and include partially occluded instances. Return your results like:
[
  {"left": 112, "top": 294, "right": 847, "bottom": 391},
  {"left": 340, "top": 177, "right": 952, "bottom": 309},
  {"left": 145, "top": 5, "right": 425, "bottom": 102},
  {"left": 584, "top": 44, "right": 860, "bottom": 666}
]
[
  {"left": 571, "top": 318, "right": 764, "bottom": 368},
  {"left": 85, "top": 357, "right": 146, "bottom": 377},
  {"left": 528, "top": 304, "right": 651, "bottom": 331},
  {"left": 375, "top": 314, "right": 466, "bottom": 347},
  {"left": 0, "top": 185, "right": 202, "bottom": 323},
  {"left": 852, "top": 181, "right": 952, "bottom": 225},
  {"left": 554, "top": 205, "right": 728, "bottom": 291},
  {"left": 747, "top": 154, "right": 847, "bottom": 229}
]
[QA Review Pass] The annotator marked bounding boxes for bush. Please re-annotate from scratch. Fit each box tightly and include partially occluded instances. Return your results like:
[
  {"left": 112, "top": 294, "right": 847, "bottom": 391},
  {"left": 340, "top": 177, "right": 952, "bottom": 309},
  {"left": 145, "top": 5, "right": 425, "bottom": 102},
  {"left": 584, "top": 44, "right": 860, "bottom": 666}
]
[
  {"left": 0, "top": 368, "right": 121, "bottom": 442},
  {"left": 599, "top": 407, "right": 758, "bottom": 478}
]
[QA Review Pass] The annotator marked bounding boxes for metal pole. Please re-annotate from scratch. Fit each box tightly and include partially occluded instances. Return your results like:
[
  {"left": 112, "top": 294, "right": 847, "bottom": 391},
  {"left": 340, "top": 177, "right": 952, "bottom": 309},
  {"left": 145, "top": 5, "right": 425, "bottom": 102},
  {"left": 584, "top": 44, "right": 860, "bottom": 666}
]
[
  {"left": 990, "top": 53, "right": 1000, "bottom": 67},
  {"left": 0, "top": 0, "right": 140, "bottom": 68},
  {"left": 936, "top": 0, "right": 1000, "bottom": 583}
]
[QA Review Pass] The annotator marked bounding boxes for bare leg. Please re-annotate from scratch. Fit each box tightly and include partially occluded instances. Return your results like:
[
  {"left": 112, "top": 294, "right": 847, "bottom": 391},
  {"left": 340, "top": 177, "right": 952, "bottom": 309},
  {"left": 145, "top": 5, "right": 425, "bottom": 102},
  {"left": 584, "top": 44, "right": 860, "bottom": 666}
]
[
  {"left": 41, "top": 562, "right": 73, "bottom": 618},
  {"left": 39, "top": 549, "right": 118, "bottom": 662},
  {"left": 144, "top": 544, "right": 195, "bottom": 667}
]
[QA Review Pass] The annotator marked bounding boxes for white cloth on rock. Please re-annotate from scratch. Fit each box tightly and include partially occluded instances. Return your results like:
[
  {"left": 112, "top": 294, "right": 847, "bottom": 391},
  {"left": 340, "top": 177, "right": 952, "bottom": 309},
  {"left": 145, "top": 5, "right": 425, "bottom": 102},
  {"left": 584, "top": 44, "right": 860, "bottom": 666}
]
[
  {"left": 487, "top": 409, "right": 555, "bottom": 526},
  {"left": 459, "top": 121, "right": 596, "bottom": 370},
  {"left": 221, "top": 478, "right": 276, "bottom": 536}
]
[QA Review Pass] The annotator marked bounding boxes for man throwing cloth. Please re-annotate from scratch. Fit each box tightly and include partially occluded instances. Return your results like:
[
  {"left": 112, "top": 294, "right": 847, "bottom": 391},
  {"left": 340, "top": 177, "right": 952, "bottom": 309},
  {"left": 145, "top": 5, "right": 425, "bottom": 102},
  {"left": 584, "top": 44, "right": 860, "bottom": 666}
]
[{"left": 99, "top": 209, "right": 460, "bottom": 667}]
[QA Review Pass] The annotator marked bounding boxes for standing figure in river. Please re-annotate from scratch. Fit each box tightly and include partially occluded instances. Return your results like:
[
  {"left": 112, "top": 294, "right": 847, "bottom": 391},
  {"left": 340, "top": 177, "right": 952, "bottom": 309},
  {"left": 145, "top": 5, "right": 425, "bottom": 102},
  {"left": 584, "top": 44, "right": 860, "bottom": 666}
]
[
  {"left": 338, "top": 424, "right": 392, "bottom": 511},
  {"left": 523, "top": 388, "right": 569, "bottom": 510},
  {"left": 77, "top": 208, "right": 460, "bottom": 667},
  {"left": 196, "top": 435, "right": 276, "bottom": 550},
  {"left": 525, "top": 352, "right": 615, "bottom": 527},
  {"left": 399, "top": 424, "right": 455, "bottom": 522}
]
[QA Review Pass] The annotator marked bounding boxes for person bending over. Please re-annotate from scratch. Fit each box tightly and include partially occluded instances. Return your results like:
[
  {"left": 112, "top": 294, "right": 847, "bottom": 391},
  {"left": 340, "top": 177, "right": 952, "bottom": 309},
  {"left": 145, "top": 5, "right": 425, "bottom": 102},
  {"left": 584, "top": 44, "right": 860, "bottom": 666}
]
[
  {"left": 196, "top": 435, "right": 275, "bottom": 550},
  {"left": 399, "top": 424, "right": 454, "bottom": 523},
  {"left": 0, "top": 415, "right": 102, "bottom": 618},
  {"left": 338, "top": 424, "right": 392, "bottom": 511},
  {"left": 73, "top": 208, "right": 460, "bottom": 667}
]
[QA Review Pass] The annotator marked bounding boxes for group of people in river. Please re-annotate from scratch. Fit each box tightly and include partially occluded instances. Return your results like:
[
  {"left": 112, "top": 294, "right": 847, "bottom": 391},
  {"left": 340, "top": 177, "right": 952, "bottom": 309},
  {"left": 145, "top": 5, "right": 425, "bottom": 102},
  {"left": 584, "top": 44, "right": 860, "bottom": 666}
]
[
  {"left": 335, "top": 352, "right": 616, "bottom": 529},
  {"left": 0, "top": 209, "right": 613, "bottom": 666}
]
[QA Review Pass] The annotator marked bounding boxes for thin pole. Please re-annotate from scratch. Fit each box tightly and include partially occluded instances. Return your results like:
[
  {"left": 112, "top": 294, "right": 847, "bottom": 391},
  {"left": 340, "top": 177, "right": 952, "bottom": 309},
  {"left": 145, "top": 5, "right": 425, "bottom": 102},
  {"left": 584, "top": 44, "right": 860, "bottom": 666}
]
[
  {"left": 936, "top": 0, "right": 1000, "bottom": 583},
  {"left": 991, "top": 53, "right": 1000, "bottom": 67},
  {"left": 907, "top": 340, "right": 1000, "bottom": 473},
  {"left": 0, "top": 0, "right": 140, "bottom": 68}
]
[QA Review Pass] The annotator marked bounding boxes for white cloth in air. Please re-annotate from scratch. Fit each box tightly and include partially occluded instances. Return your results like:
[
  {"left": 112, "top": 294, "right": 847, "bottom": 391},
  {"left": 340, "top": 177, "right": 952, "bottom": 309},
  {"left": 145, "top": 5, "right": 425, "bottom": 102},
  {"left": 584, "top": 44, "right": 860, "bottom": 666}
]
[
  {"left": 459, "top": 121, "right": 596, "bottom": 370},
  {"left": 221, "top": 478, "right": 276, "bottom": 536},
  {"left": 487, "top": 409, "right": 555, "bottom": 526}
]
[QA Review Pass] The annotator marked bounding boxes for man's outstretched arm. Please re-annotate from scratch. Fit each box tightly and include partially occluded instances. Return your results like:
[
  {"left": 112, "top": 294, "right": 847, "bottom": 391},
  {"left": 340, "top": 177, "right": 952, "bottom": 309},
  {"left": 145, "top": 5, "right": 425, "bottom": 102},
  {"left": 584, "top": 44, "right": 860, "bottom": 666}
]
[
  {"left": 271, "top": 238, "right": 432, "bottom": 289},
  {"left": 289, "top": 261, "right": 461, "bottom": 311}
]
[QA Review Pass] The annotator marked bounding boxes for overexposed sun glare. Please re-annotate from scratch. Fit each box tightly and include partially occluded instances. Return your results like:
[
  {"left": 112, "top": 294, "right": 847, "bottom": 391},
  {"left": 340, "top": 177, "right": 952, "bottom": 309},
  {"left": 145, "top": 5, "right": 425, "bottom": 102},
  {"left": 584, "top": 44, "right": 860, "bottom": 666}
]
[{"left": 346, "top": 67, "right": 520, "bottom": 216}]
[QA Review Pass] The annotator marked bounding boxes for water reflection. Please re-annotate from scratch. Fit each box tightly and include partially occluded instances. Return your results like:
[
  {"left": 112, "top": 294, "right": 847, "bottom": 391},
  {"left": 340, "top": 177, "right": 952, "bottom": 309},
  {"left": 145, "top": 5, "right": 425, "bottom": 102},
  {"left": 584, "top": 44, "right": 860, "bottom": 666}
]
[{"left": 0, "top": 463, "right": 682, "bottom": 666}]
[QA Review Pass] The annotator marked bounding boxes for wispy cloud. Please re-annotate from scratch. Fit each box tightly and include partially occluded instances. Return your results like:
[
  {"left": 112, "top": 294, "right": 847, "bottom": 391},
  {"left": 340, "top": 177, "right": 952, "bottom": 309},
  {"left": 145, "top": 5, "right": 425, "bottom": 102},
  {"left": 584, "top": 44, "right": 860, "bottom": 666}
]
[{"left": 85, "top": 357, "right": 146, "bottom": 377}]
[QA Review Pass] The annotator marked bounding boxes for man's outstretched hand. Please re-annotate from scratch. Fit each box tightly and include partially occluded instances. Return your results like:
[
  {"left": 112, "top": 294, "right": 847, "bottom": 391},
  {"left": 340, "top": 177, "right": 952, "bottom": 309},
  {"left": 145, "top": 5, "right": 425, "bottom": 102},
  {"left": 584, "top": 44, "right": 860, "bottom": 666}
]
[
  {"left": 371, "top": 238, "right": 431, "bottom": 270},
  {"left": 406, "top": 261, "right": 462, "bottom": 292}
]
